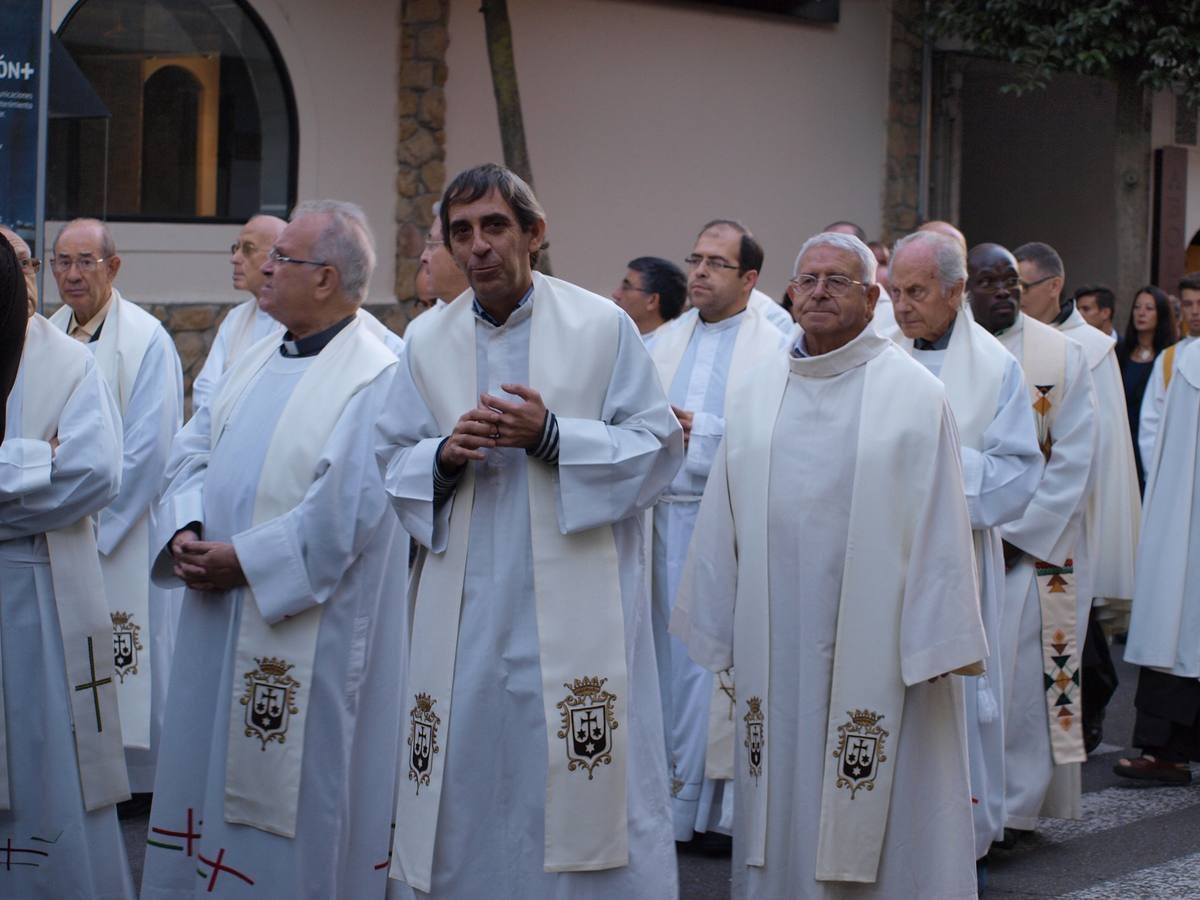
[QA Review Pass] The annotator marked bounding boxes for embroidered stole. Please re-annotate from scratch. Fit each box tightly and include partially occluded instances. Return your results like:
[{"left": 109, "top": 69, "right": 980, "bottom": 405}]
[
  {"left": 50, "top": 292, "right": 160, "bottom": 750},
  {"left": 10, "top": 315, "right": 129, "bottom": 810},
  {"left": 649, "top": 305, "right": 787, "bottom": 782},
  {"left": 1019, "top": 320, "right": 1085, "bottom": 765},
  {"left": 1162, "top": 342, "right": 1177, "bottom": 391},
  {"left": 728, "top": 341, "right": 943, "bottom": 881},
  {"left": 393, "top": 274, "right": 630, "bottom": 892},
  {"left": 209, "top": 318, "right": 396, "bottom": 837}
]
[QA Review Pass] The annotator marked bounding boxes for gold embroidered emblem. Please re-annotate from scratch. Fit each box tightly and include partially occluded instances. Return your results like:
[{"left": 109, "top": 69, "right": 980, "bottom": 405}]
[
  {"left": 408, "top": 693, "right": 441, "bottom": 793},
  {"left": 833, "top": 709, "right": 889, "bottom": 798},
  {"left": 111, "top": 610, "right": 144, "bottom": 683},
  {"left": 744, "top": 696, "right": 765, "bottom": 782},
  {"left": 556, "top": 676, "right": 618, "bottom": 779},
  {"left": 240, "top": 657, "right": 300, "bottom": 750}
]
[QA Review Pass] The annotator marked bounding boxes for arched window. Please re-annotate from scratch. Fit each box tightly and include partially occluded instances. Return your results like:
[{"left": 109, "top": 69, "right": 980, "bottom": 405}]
[{"left": 48, "top": 0, "right": 296, "bottom": 222}]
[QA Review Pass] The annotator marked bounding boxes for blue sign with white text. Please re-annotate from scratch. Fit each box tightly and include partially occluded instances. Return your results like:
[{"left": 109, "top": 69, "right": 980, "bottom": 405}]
[{"left": 0, "top": 0, "right": 44, "bottom": 244}]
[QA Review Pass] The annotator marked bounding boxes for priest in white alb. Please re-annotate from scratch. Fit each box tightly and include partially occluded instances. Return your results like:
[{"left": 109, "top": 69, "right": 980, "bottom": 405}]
[
  {"left": 966, "top": 244, "right": 1098, "bottom": 837},
  {"left": 48, "top": 219, "right": 184, "bottom": 794},
  {"left": 885, "top": 231, "right": 1042, "bottom": 861},
  {"left": 141, "top": 201, "right": 409, "bottom": 899},
  {"left": 1118, "top": 336, "right": 1200, "bottom": 783},
  {"left": 650, "top": 218, "right": 786, "bottom": 842},
  {"left": 190, "top": 215, "right": 287, "bottom": 413},
  {"left": 0, "top": 234, "right": 134, "bottom": 898},
  {"left": 379, "top": 164, "right": 682, "bottom": 898},
  {"left": 671, "top": 231, "right": 988, "bottom": 898},
  {"left": 1138, "top": 272, "right": 1200, "bottom": 466}
]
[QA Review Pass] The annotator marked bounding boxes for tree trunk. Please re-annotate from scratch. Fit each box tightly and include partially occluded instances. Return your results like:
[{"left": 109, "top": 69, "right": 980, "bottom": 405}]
[
  {"left": 1112, "top": 67, "right": 1151, "bottom": 326},
  {"left": 480, "top": 0, "right": 551, "bottom": 274}
]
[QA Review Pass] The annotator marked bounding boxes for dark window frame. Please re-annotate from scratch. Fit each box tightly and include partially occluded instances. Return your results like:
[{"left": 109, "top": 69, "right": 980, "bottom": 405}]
[{"left": 54, "top": 0, "right": 299, "bottom": 225}]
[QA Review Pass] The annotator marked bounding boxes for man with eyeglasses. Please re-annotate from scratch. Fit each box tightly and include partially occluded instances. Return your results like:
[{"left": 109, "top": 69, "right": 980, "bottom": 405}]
[
  {"left": 145, "top": 200, "right": 410, "bottom": 899},
  {"left": 0, "top": 230, "right": 135, "bottom": 897},
  {"left": 672, "top": 230, "right": 987, "bottom": 897},
  {"left": 46, "top": 218, "right": 183, "bottom": 804},
  {"left": 0, "top": 225, "right": 40, "bottom": 317},
  {"left": 648, "top": 219, "right": 786, "bottom": 849},
  {"left": 966, "top": 242, "right": 1099, "bottom": 849},
  {"left": 405, "top": 205, "right": 470, "bottom": 344},
  {"left": 610, "top": 256, "right": 686, "bottom": 347},
  {"left": 883, "top": 231, "right": 1042, "bottom": 872},
  {"left": 379, "top": 163, "right": 681, "bottom": 898},
  {"left": 1015, "top": 241, "right": 1140, "bottom": 764},
  {"left": 190, "top": 215, "right": 288, "bottom": 413}
]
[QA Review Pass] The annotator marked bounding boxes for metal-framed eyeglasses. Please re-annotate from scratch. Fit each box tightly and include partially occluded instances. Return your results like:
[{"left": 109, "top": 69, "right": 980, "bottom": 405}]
[
  {"left": 18, "top": 257, "right": 41, "bottom": 274},
  {"left": 789, "top": 273, "right": 870, "bottom": 297},
  {"left": 1019, "top": 273, "right": 1056, "bottom": 291},
  {"left": 50, "top": 255, "right": 109, "bottom": 274},
  {"left": 684, "top": 255, "right": 740, "bottom": 272},
  {"left": 268, "top": 248, "right": 328, "bottom": 268}
]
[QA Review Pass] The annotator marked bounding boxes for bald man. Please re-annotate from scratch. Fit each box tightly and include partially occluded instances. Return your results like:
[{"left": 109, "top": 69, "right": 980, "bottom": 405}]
[
  {"left": 190, "top": 214, "right": 288, "bottom": 412},
  {"left": 919, "top": 220, "right": 969, "bottom": 255}
]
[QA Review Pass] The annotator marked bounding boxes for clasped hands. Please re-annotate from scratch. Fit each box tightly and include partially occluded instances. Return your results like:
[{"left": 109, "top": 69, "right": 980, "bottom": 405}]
[
  {"left": 170, "top": 528, "right": 247, "bottom": 592},
  {"left": 438, "top": 383, "right": 548, "bottom": 472}
]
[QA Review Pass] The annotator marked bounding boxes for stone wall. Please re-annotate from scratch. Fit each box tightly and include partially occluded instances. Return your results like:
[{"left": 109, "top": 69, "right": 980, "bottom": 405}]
[
  {"left": 882, "top": 0, "right": 924, "bottom": 241},
  {"left": 394, "top": 0, "right": 452, "bottom": 325}
]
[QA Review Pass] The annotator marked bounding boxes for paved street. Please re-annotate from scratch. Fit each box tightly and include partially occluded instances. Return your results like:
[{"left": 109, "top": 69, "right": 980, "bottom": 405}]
[{"left": 122, "top": 646, "right": 1200, "bottom": 898}]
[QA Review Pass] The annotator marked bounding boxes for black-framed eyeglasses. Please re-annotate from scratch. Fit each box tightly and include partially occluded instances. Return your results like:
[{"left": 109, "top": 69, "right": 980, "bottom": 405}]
[
  {"left": 1019, "top": 273, "right": 1056, "bottom": 291},
  {"left": 684, "top": 255, "right": 740, "bottom": 272},
  {"left": 789, "top": 273, "right": 869, "bottom": 297},
  {"left": 268, "top": 248, "right": 328, "bottom": 267},
  {"left": 19, "top": 257, "right": 41, "bottom": 273}
]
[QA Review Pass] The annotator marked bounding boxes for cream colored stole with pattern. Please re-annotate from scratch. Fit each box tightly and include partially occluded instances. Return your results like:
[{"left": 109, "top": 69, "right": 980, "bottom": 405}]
[
  {"left": 392, "top": 274, "right": 629, "bottom": 892},
  {"left": 50, "top": 292, "right": 159, "bottom": 749},
  {"left": 209, "top": 318, "right": 396, "bottom": 836},
  {"left": 729, "top": 338, "right": 944, "bottom": 881},
  {"left": 11, "top": 315, "right": 129, "bottom": 811},
  {"left": 1020, "top": 320, "right": 1086, "bottom": 765},
  {"left": 649, "top": 304, "right": 787, "bottom": 782}
]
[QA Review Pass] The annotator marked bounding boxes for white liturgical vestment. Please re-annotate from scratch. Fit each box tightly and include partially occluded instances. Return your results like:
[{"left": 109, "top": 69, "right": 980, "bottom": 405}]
[
  {"left": 1126, "top": 340, "right": 1200, "bottom": 676},
  {"left": 141, "top": 319, "right": 409, "bottom": 900},
  {"left": 50, "top": 290, "right": 183, "bottom": 792},
  {"left": 996, "top": 314, "right": 1097, "bottom": 828},
  {"left": 1057, "top": 307, "right": 1140, "bottom": 604},
  {"left": 649, "top": 302, "right": 786, "bottom": 839},
  {"left": 380, "top": 273, "right": 682, "bottom": 899},
  {"left": 190, "top": 299, "right": 278, "bottom": 412},
  {"left": 1138, "top": 335, "right": 1194, "bottom": 465},
  {"left": 0, "top": 315, "right": 134, "bottom": 898},
  {"left": 672, "top": 326, "right": 987, "bottom": 899},
  {"left": 748, "top": 287, "right": 795, "bottom": 334},
  {"left": 890, "top": 309, "right": 1043, "bottom": 858}
]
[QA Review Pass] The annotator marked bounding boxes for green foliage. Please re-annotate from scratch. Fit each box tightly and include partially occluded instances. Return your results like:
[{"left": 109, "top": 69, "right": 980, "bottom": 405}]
[{"left": 931, "top": 0, "right": 1200, "bottom": 105}]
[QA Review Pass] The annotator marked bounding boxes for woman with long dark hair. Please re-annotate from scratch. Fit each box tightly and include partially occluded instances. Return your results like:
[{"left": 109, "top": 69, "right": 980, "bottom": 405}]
[
  {"left": 1118, "top": 284, "right": 1176, "bottom": 489},
  {"left": 0, "top": 236, "right": 30, "bottom": 441}
]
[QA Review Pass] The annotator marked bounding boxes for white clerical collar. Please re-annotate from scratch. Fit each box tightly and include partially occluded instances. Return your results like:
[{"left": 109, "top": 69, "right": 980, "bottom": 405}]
[{"left": 790, "top": 325, "right": 888, "bottom": 377}]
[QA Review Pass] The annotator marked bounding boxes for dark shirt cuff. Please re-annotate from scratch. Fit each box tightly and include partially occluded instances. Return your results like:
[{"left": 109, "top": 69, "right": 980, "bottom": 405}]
[
  {"left": 433, "top": 437, "right": 463, "bottom": 503},
  {"left": 527, "top": 411, "right": 560, "bottom": 464}
]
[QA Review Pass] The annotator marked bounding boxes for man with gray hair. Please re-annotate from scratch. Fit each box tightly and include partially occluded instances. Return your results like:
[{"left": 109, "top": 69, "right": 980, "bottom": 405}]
[
  {"left": 885, "top": 230, "right": 1042, "bottom": 870},
  {"left": 673, "top": 230, "right": 987, "bottom": 896},
  {"left": 141, "top": 200, "right": 411, "bottom": 898},
  {"left": 190, "top": 214, "right": 287, "bottom": 413},
  {"left": 47, "top": 218, "right": 184, "bottom": 800}
]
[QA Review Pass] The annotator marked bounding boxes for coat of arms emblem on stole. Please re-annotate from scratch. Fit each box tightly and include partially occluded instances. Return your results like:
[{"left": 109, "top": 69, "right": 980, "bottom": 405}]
[
  {"left": 833, "top": 709, "right": 889, "bottom": 797},
  {"left": 110, "top": 610, "right": 144, "bottom": 682},
  {"left": 408, "top": 693, "right": 441, "bottom": 792},
  {"left": 556, "top": 675, "right": 618, "bottom": 779},
  {"left": 240, "top": 656, "right": 300, "bottom": 749}
]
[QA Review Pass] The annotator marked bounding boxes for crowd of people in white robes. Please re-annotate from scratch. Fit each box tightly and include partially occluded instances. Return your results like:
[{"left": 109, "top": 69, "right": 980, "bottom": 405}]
[{"left": 1, "top": 162, "right": 1197, "bottom": 900}]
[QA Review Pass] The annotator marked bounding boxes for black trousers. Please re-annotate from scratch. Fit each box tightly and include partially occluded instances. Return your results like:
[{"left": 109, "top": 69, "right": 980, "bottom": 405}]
[
  {"left": 1082, "top": 607, "right": 1118, "bottom": 726},
  {"left": 1131, "top": 667, "right": 1200, "bottom": 762}
]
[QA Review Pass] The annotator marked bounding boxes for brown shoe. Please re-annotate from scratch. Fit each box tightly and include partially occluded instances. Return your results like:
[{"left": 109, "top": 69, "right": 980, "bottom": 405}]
[{"left": 1113, "top": 755, "right": 1191, "bottom": 785}]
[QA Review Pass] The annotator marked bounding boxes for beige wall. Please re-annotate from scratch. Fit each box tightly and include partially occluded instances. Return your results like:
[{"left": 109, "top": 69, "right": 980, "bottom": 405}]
[
  {"left": 49, "top": 0, "right": 399, "bottom": 307},
  {"left": 444, "top": 0, "right": 893, "bottom": 300}
]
